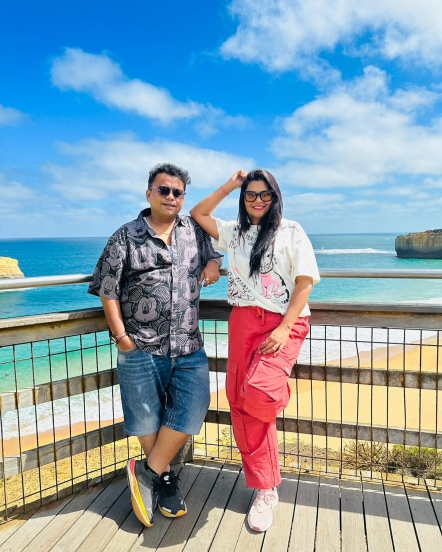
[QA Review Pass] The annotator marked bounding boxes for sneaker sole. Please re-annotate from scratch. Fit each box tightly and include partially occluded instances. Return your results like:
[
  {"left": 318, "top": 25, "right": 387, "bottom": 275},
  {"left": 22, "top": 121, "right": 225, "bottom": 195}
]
[
  {"left": 158, "top": 504, "right": 187, "bottom": 518},
  {"left": 247, "top": 515, "right": 273, "bottom": 532},
  {"left": 126, "top": 459, "right": 154, "bottom": 527}
]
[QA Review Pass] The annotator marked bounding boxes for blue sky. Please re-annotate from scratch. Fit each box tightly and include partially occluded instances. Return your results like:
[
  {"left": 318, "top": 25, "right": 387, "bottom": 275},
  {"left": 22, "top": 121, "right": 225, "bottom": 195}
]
[{"left": 1, "top": 0, "right": 442, "bottom": 238}]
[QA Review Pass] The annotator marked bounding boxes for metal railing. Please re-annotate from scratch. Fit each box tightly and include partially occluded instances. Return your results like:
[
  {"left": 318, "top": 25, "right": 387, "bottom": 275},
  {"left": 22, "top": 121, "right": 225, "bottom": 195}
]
[
  {"left": 1, "top": 271, "right": 442, "bottom": 520},
  {"left": 2, "top": 268, "right": 442, "bottom": 292}
]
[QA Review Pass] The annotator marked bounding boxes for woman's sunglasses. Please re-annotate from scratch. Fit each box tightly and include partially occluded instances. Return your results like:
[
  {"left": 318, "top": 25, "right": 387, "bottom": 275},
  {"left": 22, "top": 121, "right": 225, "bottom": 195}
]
[
  {"left": 149, "top": 186, "right": 186, "bottom": 199},
  {"left": 244, "top": 190, "right": 274, "bottom": 202}
]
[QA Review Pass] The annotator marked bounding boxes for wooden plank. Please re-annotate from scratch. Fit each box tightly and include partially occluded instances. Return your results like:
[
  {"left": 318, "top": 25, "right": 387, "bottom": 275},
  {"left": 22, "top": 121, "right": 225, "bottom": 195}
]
[
  {"left": 183, "top": 463, "right": 241, "bottom": 552},
  {"left": 315, "top": 476, "right": 340, "bottom": 552},
  {"left": 208, "top": 470, "right": 254, "bottom": 552},
  {"left": 341, "top": 478, "right": 367, "bottom": 552},
  {"left": 0, "top": 308, "right": 108, "bottom": 347},
  {"left": 383, "top": 483, "right": 419, "bottom": 552},
  {"left": 20, "top": 484, "right": 108, "bottom": 552},
  {"left": 102, "top": 511, "right": 143, "bottom": 552},
  {"left": 106, "top": 466, "right": 190, "bottom": 552},
  {"left": 362, "top": 480, "right": 394, "bottom": 552},
  {"left": 2, "top": 302, "right": 442, "bottom": 347},
  {"left": 0, "top": 495, "right": 74, "bottom": 552},
  {"left": 261, "top": 471, "right": 298, "bottom": 552},
  {"left": 0, "top": 369, "right": 118, "bottom": 414},
  {"left": 407, "top": 486, "right": 442, "bottom": 551},
  {"left": 130, "top": 462, "right": 204, "bottom": 552},
  {"left": 3, "top": 302, "right": 442, "bottom": 347},
  {"left": 153, "top": 462, "right": 221, "bottom": 552},
  {"left": 51, "top": 476, "right": 127, "bottom": 552},
  {"left": 204, "top": 410, "right": 442, "bottom": 449},
  {"left": 288, "top": 473, "right": 319, "bottom": 552},
  {"left": 428, "top": 487, "right": 442, "bottom": 529},
  {"left": 75, "top": 487, "right": 133, "bottom": 552},
  {"left": 2, "top": 422, "right": 126, "bottom": 476},
  {"left": 208, "top": 359, "right": 442, "bottom": 392},
  {"left": 309, "top": 304, "right": 442, "bottom": 331},
  {"left": 294, "top": 364, "right": 442, "bottom": 390},
  {"left": 0, "top": 515, "right": 34, "bottom": 547},
  {"left": 233, "top": 493, "right": 265, "bottom": 552}
]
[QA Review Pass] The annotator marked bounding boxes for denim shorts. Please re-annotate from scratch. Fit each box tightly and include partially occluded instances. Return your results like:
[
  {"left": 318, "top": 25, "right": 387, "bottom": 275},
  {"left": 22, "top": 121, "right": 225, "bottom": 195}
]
[{"left": 116, "top": 347, "right": 210, "bottom": 436}]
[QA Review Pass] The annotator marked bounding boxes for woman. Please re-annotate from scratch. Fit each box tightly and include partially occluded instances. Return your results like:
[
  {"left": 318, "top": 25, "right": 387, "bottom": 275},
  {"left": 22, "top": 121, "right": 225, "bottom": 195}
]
[{"left": 190, "top": 169, "right": 320, "bottom": 532}]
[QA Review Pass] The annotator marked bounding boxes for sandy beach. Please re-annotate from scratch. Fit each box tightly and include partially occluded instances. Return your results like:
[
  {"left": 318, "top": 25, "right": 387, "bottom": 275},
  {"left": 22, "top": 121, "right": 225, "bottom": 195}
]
[
  {"left": 2, "top": 334, "right": 441, "bottom": 461},
  {"left": 200, "top": 334, "right": 442, "bottom": 453}
]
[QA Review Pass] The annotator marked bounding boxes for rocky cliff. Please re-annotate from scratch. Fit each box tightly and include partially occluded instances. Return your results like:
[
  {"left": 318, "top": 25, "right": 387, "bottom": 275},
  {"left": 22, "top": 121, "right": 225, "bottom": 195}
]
[
  {"left": 0, "top": 257, "right": 24, "bottom": 278},
  {"left": 395, "top": 229, "right": 442, "bottom": 259}
]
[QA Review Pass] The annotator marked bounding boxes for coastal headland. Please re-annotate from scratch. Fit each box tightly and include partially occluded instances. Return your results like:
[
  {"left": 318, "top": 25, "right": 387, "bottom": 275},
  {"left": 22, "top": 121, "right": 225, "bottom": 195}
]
[
  {"left": 0, "top": 257, "right": 24, "bottom": 279},
  {"left": 395, "top": 229, "right": 442, "bottom": 258}
]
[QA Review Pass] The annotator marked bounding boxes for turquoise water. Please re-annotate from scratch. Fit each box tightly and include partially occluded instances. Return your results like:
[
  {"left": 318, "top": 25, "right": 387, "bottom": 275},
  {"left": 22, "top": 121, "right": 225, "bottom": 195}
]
[
  {"left": 1, "top": 234, "right": 441, "bottom": 438},
  {"left": 1, "top": 233, "right": 442, "bottom": 320},
  {"left": 311, "top": 233, "right": 442, "bottom": 304}
]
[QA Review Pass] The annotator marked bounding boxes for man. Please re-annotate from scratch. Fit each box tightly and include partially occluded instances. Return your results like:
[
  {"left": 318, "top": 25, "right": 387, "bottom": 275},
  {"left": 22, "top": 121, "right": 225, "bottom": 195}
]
[{"left": 88, "top": 163, "right": 222, "bottom": 527}]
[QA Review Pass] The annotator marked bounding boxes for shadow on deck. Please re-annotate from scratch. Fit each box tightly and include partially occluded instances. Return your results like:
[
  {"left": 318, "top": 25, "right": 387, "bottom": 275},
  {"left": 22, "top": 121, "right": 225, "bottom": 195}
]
[{"left": 1, "top": 459, "right": 442, "bottom": 552}]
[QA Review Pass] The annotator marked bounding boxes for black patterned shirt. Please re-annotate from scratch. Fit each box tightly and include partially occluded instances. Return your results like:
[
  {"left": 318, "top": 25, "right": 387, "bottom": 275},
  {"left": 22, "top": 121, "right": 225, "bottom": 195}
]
[{"left": 88, "top": 208, "right": 222, "bottom": 357}]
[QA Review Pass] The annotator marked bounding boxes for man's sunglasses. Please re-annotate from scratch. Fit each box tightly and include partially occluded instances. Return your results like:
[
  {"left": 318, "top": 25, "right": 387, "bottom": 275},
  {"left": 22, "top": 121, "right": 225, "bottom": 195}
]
[
  {"left": 149, "top": 186, "right": 186, "bottom": 199},
  {"left": 244, "top": 190, "right": 274, "bottom": 202}
]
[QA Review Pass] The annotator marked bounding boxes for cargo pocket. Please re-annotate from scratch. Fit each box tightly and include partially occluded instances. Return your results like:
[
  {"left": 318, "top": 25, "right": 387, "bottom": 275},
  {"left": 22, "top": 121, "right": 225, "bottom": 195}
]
[
  {"left": 230, "top": 411, "right": 250, "bottom": 453},
  {"left": 226, "top": 360, "right": 239, "bottom": 404}
]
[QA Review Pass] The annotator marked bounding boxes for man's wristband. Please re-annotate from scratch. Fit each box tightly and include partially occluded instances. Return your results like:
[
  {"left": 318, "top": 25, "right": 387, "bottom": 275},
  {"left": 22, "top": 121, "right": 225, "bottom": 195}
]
[{"left": 110, "top": 330, "right": 127, "bottom": 345}]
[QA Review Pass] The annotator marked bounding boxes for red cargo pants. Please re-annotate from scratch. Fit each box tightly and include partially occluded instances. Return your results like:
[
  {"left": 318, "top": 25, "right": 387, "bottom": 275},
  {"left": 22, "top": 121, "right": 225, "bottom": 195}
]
[{"left": 227, "top": 306, "right": 309, "bottom": 489}]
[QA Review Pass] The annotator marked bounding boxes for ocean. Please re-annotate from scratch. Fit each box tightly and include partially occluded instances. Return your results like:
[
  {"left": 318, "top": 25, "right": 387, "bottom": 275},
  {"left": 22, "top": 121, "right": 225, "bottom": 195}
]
[
  {"left": 2, "top": 233, "right": 442, "bottom": 320},
  {"left": 1, "top": 234, "right": 441, "bottom": 439}
]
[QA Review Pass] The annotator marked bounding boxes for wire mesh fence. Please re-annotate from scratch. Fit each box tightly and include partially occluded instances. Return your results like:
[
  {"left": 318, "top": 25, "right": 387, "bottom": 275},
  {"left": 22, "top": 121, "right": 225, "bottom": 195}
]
[
  {"left": 1, "top": 301, "right": 442, "bottom": 522},
  {"left": 195, "top": 320, "right": 442, "bottom": 488}
]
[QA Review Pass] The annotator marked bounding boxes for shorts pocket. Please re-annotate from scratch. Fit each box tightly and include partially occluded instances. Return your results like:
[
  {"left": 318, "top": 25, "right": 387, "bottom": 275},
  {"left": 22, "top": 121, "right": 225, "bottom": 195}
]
[
  {"left": 118, "top": 345, "right": 138, "bottom": 356},
  {"left": 226, "top": 360, "right": 239, "bottom": 404}
]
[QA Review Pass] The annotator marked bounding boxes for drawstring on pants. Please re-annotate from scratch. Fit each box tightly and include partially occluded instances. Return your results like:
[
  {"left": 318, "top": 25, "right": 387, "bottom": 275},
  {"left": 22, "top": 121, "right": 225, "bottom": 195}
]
[{"left": 255, "top": 306, "right": 265, "bottom": 325}]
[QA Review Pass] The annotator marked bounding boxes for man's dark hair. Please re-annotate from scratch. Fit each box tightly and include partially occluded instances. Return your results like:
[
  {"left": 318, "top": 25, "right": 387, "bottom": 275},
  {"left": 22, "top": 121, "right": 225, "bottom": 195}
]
[
  {"left": 148, "top": 163, "right": 191, "bottom": 189},
  {"left": 237, "top": 168, "right": 283, "bottom": 278}
]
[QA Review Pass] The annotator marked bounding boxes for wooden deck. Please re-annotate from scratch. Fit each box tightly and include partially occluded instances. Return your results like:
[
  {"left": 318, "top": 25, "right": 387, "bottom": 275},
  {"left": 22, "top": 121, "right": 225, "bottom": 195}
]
[{"left": 1, "top": 459, "right": 442, "bottom": 552}]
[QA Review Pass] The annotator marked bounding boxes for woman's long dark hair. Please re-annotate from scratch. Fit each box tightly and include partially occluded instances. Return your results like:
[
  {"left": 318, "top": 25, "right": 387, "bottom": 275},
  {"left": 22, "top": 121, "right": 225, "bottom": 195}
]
[{"left": 237, "top": 169, "right": 283, "bottom": 278}]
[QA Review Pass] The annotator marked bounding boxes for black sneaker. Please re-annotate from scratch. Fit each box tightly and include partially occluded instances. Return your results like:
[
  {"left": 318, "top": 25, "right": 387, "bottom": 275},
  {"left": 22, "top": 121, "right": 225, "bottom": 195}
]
[
  {"left": 158, "top": 470, "right": 187, "bottom": 518},
  {"left": 126, "top": 459, "right": 160, "bottom": 527}
]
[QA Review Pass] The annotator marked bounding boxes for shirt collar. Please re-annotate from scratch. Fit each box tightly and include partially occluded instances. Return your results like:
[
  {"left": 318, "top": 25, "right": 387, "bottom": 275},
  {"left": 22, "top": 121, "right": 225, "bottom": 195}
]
[{"left": 138, "top": 208, "right": 187, "bottom": 231}]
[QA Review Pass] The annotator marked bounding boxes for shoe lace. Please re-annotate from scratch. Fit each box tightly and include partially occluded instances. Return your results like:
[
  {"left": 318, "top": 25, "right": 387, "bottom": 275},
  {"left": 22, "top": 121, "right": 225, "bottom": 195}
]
[
  {"left": 161, "top": 472, "right": 181, "bottom": 497},
  {"left": 151, "top": 477, "right": 160, "bottom": 493},
  {"left": 254, "top": 489, "right": 276, "bottom": 511}
]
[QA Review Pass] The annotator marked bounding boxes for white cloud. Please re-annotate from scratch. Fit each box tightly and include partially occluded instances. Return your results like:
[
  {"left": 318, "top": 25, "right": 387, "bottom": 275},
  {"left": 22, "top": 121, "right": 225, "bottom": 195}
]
[
  {"left": 0, "top": 179, "right": 37, "bottom": 206},
  {"left": 284, "top": 192, "right": 346, "bottom": 211},
  {"left": 51, "top": 48, "right": 199, "bottom": 123},
  {"left": 0, "top": 104, "right": 26, "bottom": 126},
  {"left": 222, "top": 0, "right": 442, "bottom": 75},
  {"left": 44, "top": 133, "right": 255, "bottom": 201},
  {"left": 272, "top": 67, "right": 442, "bottom": 189},
  {"left": 51, "top": 48, "right": 247, "bottom": 133},
  {"left": 385, "top": 187, "right": 431, "bottom": 201},
  {"left": 422, "top": 177, "right": 442, "bottom": 189}
]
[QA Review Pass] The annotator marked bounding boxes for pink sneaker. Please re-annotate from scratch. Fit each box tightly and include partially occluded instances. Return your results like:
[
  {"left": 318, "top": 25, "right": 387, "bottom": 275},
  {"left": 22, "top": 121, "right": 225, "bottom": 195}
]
[{"left": 247, "top": 488, "right": 279, "bottom": 532}]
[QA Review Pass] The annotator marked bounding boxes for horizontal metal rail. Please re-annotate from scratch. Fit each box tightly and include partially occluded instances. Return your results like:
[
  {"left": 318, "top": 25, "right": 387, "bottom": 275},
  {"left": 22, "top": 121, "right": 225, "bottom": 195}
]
[
  {"left": 0, "top": 274, "right": 93, "bottom": 291},
  {"left": 1, "top": 267, "right": 442, "bottom": 291}
]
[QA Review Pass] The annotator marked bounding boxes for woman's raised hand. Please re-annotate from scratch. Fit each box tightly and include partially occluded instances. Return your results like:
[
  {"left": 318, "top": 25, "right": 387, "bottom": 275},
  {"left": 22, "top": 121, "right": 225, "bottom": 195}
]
[{"left": 228, "top": 170, "right": 248, "bottom": 189}]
